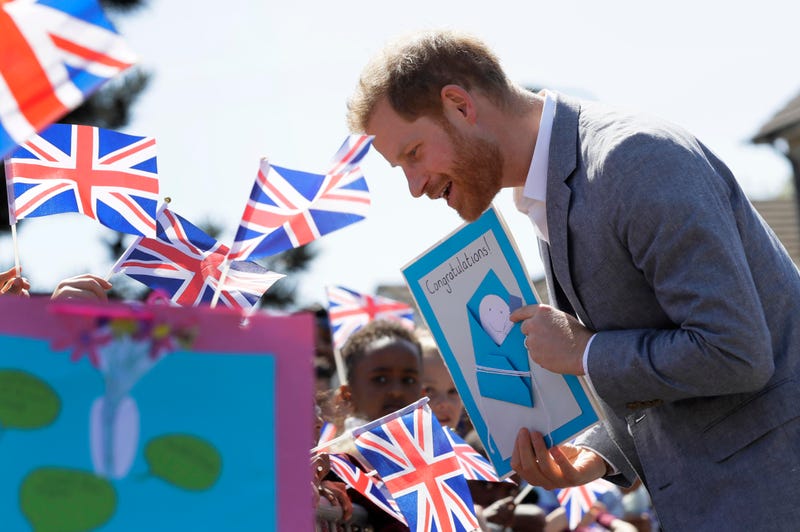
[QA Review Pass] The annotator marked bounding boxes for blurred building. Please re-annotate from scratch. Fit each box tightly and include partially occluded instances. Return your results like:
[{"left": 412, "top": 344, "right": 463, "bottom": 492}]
[
  {"left": 752, "top": 89, "right": 800, "bottom": 266},
  {"left": 752, "top": 198, "right": 800, "bottom": 266}
]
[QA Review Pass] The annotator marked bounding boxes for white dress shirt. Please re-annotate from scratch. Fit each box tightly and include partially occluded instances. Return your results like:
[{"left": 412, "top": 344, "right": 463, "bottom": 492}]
[
  {"left": 511, "top": 93, "right": 598, "bottom": 383},
  {"left": 512, "top": 93, "right": 617, "bottom": 476},
  {"left": 513, "top": 93, "right": 555, "bottom": 242}
]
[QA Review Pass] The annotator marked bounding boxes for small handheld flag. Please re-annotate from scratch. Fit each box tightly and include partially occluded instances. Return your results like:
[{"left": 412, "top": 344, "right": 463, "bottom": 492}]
[
  {"left": 227, "top": 135, "right": 373, "bottom": 261},
  {"left": 327, "top": 453, "right": 406, "bottom": 525},
  {"left": 443, "top": 428, "right": 505, "bottom": 483},
  {"left": 353, "top": 398, "right": 479, "bottom": 532},
  {"left": 326, "top": 285, "right": 414, "bottom": 349},
  {"left": 5, "top": 123, "right": 158, "bottom": 236},
  {"left": 556, "top": 479, "right": 615, "bottom": 530},
  {"left": 112, "top": 207, "right": 283, "bottom": 309}
]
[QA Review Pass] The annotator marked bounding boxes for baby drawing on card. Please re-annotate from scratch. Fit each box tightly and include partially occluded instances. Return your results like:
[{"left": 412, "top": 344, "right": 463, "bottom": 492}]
[
  {"left": 479, "top": 294, "right": 514, "bottom": 345},
  {"left": 466, "top": 269, "right": 534, "bottom": 408}
]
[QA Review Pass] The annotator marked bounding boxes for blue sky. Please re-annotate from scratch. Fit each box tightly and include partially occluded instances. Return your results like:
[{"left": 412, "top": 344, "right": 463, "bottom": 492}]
[{"left": 4, "top": 0, "right": 798, "bottom": 306}]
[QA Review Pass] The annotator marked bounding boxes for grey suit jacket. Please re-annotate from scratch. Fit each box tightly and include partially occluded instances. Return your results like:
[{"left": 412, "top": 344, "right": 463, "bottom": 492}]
[{"left": 540, "top": 93, "right": 800, "bottom": 530}]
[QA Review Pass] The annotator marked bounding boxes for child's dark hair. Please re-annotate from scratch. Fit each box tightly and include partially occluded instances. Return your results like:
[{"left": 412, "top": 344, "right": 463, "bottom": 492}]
[{"left": 341, "top": 319, "right": 422, "bottom": 380}]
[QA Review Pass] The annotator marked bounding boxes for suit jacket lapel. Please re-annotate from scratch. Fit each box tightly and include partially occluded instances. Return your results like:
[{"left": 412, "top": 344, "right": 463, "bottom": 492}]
[
  {"left": 545, "top": 93, "right": 594, "bottom": 329},
  {"left": 539, "top": 240, "right": 573, "bottom": 313}
]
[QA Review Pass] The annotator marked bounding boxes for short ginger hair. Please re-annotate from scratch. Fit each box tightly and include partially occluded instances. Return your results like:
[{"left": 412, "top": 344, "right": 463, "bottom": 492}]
[{"left": 346, "top": 29, "right": 516, "bottom": 133}]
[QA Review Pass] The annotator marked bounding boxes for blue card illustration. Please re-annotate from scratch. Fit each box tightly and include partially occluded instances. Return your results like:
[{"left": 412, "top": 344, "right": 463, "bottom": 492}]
[
  {"left": 402, "top": 205, "right": 602, "bottom": 478},
  {"left": 467, "top": 270, "right": 534, "bottom": 407}
]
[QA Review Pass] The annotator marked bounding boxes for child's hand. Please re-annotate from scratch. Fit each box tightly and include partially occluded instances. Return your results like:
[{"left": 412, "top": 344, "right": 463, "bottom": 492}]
[
  {"left": 312, "top": 453, "right": 330, "bottom": 482},
  {"left": 0, "top": 267, "right": 30, "bottom": 297},
  {"left": 319, "top": 480, "right": 353, "bottom": 522},
  {"left": 51, "top": 274, "right": 112, "bottom": 302}
]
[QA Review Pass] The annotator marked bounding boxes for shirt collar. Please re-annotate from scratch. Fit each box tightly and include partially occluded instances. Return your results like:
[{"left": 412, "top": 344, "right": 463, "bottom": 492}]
[{"left": 513, "top": 92, "right": 556, "bottom": 211}]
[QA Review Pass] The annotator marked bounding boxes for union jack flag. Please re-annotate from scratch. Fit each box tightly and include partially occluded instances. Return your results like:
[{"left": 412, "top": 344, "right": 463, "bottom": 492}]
[
  {"left": 0, "top": 0, "right": 136, "bottom": 158},
  {"left": 317, "top": 421, "right": 337, "bottom": 446},
  {"left": 5, "top": 123, "right": 158, "bottom": 236},
  {"left": 443, "top": 428, "right": 505, "bottom": 483},
  {"left": 326, "top": 285, "right": 415, "bottom": 349},
  {"left": 226, "top": 135, "right": 373, "bottom": 261},
  {"left": 112, "top": 207, "right": 283, "bottom": 308},
  {"left": 327, "top": 453, "right": 406, "bottom": 525},
  {"left": 353, "top": 398, "right": 479, "bottom": 532},
  {"left": 556, "top": 479, "right": 615, "bottom": 530},
  {"left": 328, "top": 134, "right": 372, "bottom": 175}
]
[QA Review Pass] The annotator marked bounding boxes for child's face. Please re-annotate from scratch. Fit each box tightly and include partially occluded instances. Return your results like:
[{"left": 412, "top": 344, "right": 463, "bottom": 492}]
[
  {"left": 348, "top": 338, "right": 422, "bottom": 421},
  {"left": 422, "top": 355, "right": 463, "bottom": 429}
]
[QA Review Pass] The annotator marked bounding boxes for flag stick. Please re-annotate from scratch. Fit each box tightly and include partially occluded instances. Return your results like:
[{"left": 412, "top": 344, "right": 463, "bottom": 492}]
[
  {"left": 310, "top": 428, "right": 353, "bottom": 455},
  {"left": 239, "top": 293, "right": 263, "bottom": 327},
  {"left": 5, "top": 158, "right": 20, "bottom": 277},
  {"left": 333, "top": 346, "right": 348, "bottom": 386},
  {"left": 107, "top": 235, "right": 143, "bottom": 282},
  {"left": 513, "top": 484, "right": 535, "bottom": 505},
  {"left": 209, "top": 261, "right": 231, "bottom": 308},
  {"left": 10, "top": 224, "right": 21, "bottom": 277}
]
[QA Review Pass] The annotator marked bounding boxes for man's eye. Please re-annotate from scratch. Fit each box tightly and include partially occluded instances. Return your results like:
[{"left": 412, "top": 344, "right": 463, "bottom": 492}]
[
  {"left": 372, "top": 376, "right": 388, "bottom": 384},
  {"left": 404, "top": 377, "right": 418, "bottom": 385},
  {"left": 407, "top": 146, "right": 419, "bottom": 159}
]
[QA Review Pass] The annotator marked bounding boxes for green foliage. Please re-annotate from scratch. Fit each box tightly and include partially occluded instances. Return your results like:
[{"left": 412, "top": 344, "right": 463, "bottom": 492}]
[
  {"left": 100, "top": 0, "right": 149, "bottom": 12},
  {"left": 60, "top": 68, "right": 150, "bottom": 131}
]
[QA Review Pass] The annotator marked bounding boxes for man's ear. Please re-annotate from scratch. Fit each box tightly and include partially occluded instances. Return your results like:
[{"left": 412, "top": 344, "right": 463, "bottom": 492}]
[{"left": 441, "top": 84, "right": 477, "bottom": 124}]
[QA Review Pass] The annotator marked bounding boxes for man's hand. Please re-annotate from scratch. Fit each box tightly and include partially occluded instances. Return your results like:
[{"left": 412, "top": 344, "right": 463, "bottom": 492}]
[
  {"left": 0, "top": 267, "right": 30, "bottom": 297},
  {"left": 511, "top": 429, "right": 606, "bottom": 490},
  {"left": 510, "top": 304, "right": 592, "bottom": 375},
  {"left": 51, "top": 274, "right": 112, "bottom": 302}
]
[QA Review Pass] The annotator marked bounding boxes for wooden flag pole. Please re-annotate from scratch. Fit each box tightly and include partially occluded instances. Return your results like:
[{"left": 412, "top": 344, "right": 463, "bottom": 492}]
[
  {"left": 10, "top": 224, "right": 21, "bottom": 277},
  {"left": 209, "top": 261, "right": 231, "bottom": 309},
  {"left": 333, "top": 346, "right": 348, "bottom": 387}
]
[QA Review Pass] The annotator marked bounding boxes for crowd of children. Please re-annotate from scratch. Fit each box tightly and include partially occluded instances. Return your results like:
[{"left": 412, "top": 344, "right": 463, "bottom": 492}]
[{"left": 310, "top": 311, "right": 659, "bottom": 532}]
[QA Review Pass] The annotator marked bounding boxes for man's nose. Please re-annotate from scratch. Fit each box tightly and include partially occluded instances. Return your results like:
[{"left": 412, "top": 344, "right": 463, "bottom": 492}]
[{"left": 404, "top": 170, "right": 427, "bottom": 198}]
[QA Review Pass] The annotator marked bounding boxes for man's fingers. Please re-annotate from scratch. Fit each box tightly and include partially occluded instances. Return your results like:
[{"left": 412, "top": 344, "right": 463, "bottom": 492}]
[
  {"left": 512, "top": 429, "right": 566, "bottom": 489},
  {"left": 529, "top": 431, "right": 563, "bottom": 481},
  {"left": 512, "top": 428, "right": 536, "bottom": 472},
  {"left": 509, "top": 304, "right": 540, "bottom": 323},
  {"left": 549, "top": 445, "right": 583, "bottom": 483}
]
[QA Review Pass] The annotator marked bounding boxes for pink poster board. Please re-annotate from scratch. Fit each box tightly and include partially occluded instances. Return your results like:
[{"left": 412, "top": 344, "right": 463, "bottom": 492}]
[{"left": 0, "top": 296, "right": 313, "bottom": 531}]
